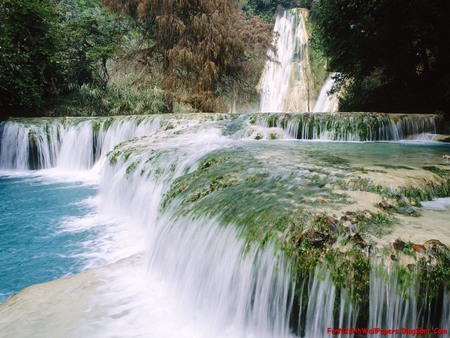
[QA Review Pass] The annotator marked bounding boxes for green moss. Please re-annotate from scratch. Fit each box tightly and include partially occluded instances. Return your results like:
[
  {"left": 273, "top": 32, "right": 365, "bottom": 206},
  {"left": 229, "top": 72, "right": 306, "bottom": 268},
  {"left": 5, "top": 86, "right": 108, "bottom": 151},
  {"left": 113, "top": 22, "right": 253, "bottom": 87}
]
[
  {"left": 319, "top": 155, "right": 350, "bottom": 166},
  {"left": 102, "top": 117, "right": 114, "bottom": 130},
  {"left": 354, "top": 211, "right": 395, "bottom": 236},
  {"left": 305, "top": 18, "right": 328, "bottom": 95},
  {"left": 92, "top": 120, "right": 101, "bottom": 134},
  {"left": 418, "top": 246, "right": 450, "bottom": 300},
  {"left": 126, "top": 161, "right": 138, "bottom": 175},
  {"left": 255, "top": 133, "right": 263, "bottom": 140},
  {"left": 342, "top": 177, "right": 389, "bottom": 195},
  {"left": 402, "top": 241, "right": 415, "bottom": 256},
  {"left": 422, "top": 165, "right": 450, "bottom": 177},
  {"left": 374, "top": 164, "right": 414, "bottom": 170},
  {"left": 108, "top": 150, "right": 120, "bottom": 166},
  {"left": 344, "top": 174, "right": 450, "bottom": 216}
]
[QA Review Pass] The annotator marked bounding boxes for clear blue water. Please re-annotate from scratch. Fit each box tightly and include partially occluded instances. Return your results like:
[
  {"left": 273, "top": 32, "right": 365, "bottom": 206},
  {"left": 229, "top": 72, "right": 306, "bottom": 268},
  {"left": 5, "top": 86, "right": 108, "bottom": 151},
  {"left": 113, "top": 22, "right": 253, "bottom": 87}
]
[{"left": 0, "top": 175, "right": 97, "bottom": 303}]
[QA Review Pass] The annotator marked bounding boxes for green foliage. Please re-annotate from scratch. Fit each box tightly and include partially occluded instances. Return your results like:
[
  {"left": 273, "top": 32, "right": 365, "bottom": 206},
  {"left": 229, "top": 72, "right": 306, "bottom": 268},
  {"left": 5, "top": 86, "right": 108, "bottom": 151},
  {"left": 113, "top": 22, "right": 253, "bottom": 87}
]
[
  {"left": 0, "top": 0, "right": 136, "bottom": 116},
  {"left": 243, "top": 0, "right": 294, "bottom": 22},
  {"left": 103, "top": 0, "right": 273, "bottom": 113},
  {"left": 304, "top": 18, "right": 328, "bottom": 94},
  {"left": 51, "top": 81, "right": 167, "bottom": 116},
  {"left": 0, "top": 0, "right": 60, "bottom": 114},
  {"left": 57, "top": 0, "right": 126, "bottom": 90},
  {"left": 418, "top": 246, "right": 450, "bottom": 300},
  {"left": 402, "top": 241, "right": 415, "bottom": 256},
  {"left": 311, "top": 0, "right": 450, "bottom": 113}
]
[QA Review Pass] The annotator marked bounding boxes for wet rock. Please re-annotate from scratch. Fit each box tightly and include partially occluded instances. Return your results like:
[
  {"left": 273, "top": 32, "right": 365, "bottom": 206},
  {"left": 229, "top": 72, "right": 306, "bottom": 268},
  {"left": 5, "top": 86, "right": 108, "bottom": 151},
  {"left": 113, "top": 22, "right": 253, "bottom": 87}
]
[
  {"left": 424, "top": 239, "right": 447, "bottom": 250},
  {"left": 432, "top": 134, "right": 450, "bottom": 143},
  {"left": 308, "top": 232, "right": 325, "bottom": 247},
  {"left": 340, "top": 215, "right": 348, "bottom": 221},
  {"left": 407, "top": 264, "right": 416, "bottom": 272},
  {"left": 294, "top": 233, "right": 303, "bottom": 248},
  {"left": 341, "top": 221, "right": 353, "bottom": 233},
  {"left": 400, "top": 196, "right": 411, "bottom": 206},
  {"left": 378, "top": 201, "right": 393, "bottom": 210},
  {"left": 351, "top": 233, "right": 366, "bottom": 246},
  {"left": 363, "top": 210, "right": 372, "bottom": 219},
  {"left": 326, "top": 218, "right": 339, "bottom": 232},
  {"left": 348, "top": 223, "right": 359, "bottom": 234},
  {"left": 393, "top": 239, "right": 406, "bottom": 251},
  {"left": 413, "top": 244, "right": 426, "bottom": 253},
  {"left": 314, "top": 198, "right": 327, "bottom": 204}
]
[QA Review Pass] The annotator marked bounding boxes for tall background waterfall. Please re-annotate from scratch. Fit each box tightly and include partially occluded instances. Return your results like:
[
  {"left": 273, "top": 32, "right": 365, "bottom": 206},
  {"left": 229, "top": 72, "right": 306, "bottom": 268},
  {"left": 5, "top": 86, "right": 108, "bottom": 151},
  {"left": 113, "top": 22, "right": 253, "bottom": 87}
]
[
  {"left": 260, "top": 10, "right": 314, "bottom": 112},
  {"left": 259, "top": 9, "right": 338, "bottom": 113}
]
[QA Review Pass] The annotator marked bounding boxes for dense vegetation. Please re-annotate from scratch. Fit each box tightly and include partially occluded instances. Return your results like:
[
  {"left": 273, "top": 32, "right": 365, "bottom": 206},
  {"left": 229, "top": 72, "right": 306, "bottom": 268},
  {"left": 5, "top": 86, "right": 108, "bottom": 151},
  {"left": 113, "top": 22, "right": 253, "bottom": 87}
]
[
  {"left": 1, "top": 0, "right": 449, "bottom": 116},
  {"left": 243, "top": 0, "right": 313, "bottom": 21},
  {"left": 311, "top": 0, "right": 450, "bottom": 113},
  {"left": 0, "top": 0, "right": 276, "bottom": 117},
  {"left": 0, "top": 0, "right": 128, "bottom": 117},
  {"left": 100, "top": 0, "right": 275, "bottom": 113},
  {"left": 0, "top": 0, "right": 60, "bottom": 115}
]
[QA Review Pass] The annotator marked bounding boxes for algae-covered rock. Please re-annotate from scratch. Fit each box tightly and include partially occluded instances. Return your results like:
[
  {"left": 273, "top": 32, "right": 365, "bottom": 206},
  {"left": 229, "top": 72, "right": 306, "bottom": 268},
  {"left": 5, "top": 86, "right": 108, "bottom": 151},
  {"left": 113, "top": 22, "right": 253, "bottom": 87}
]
[
  {"left": 432, "top": 134, "right": 450, "bottom": 143},
  {"left": 96, "top": 112, "right": 450, "bottom": 329}
]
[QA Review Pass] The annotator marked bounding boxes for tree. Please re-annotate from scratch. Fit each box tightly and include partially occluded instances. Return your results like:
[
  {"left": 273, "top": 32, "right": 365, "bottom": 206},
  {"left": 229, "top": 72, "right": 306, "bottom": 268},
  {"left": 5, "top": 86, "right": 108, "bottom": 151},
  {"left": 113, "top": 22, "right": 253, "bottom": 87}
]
[
  {"left": 141, "top": 0, "right": 248, "bottom": 111},
  {"left": 243, "top": 0, "right": 312, "bottom": 22},
  {"left": 311, "top": 0, "right": 450, "bottom": 113},
  {"left": 101, "top": 0, "right": 273, "bottom": 112},
  {"left": 0, "top": 0, "right": 126, "bottom": 117},
  {"left": 0, "top": 0, "right": 60, "bottom": 115},
  {"left": 57, "top": 0, "right": 126, "bottom": 90}
]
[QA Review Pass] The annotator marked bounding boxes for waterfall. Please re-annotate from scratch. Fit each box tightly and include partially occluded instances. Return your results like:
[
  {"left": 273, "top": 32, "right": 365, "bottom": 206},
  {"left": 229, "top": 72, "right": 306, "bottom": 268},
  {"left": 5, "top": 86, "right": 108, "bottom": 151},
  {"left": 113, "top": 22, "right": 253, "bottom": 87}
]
[
  {"left": 313, "top": 76, "right": 338, "bottom": 112},
  {"left": 299, "top": 267, "right": 359, "bottom": 338},
  {"left": 0, "top": 112, "right": 443, "bottom": 173},
  {"left": 98, "top": 126, "right": 295, "bottom": 337},
  {"left": 369, "top": 265, "right": 418, "bottom": 337},
  {"left": 260, "top": 10, "right": 313, "bottom": 112},
  {"left": 0, "top": 116, "right": 161, "bottom": 171},
  {"left": 0, "top": 115, "right": 448, "bottom": 337},
  {"left": 295, "top": 263, "right": 449, "bottom": 338},
  {"left": 253, "top": 112, "right": 440, "bottom": 141},
  {"left": 442, "top": 289, "right": 450, "bottom": 330}
]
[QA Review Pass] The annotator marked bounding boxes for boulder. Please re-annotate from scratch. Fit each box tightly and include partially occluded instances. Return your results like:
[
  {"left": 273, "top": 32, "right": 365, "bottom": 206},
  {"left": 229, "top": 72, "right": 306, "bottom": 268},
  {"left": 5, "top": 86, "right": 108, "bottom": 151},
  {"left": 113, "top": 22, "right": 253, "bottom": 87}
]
[{"left": 393, "top": 239, "right": 406, "bottom": 251}]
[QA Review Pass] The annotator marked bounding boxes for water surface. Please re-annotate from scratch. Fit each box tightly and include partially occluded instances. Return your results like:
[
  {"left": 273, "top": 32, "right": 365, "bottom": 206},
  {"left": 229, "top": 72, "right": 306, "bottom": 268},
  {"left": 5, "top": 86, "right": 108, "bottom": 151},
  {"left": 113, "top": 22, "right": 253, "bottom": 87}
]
[{"left": 0, "top": 175, "right": 97, "bottom": 302}]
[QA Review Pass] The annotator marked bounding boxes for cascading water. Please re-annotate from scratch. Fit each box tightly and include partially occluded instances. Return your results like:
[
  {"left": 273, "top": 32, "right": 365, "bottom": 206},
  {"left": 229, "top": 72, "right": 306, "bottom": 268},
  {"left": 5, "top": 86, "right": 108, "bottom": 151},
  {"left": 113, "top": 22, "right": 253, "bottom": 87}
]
[
  {"left": 313, "top": 76, "right": 338, "bottom": 113},
  {"left": 0, "top": 112, "right": 442, "bottom": 173},
  {"left": 0, "top": 116, "right": 296, "bottom": 337},
  {"left": 0, "top": 114, "right": 449, "bottom": 337},
  {"left": 260, "top": 10, "right": 313, "bottom": 112},
  {"left": 0, "top": 116, "right": 161, "bottom": 171},
  {"left": 97, "top": 129, "right": 295, "bottom": 337},
  {"left": 252, "top": 112, "right": 440, "bottom": 141},
  {"left": 369, "top": 264, "right": 419, "bottom": 336}
]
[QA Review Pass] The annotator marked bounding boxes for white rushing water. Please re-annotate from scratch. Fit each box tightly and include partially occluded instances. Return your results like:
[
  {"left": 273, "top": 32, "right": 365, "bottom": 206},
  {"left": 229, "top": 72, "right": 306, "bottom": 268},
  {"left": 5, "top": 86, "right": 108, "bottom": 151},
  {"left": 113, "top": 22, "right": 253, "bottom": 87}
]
[
  {"left": 0, "top": 115, "right": 448, "bottom": 337},
  {"left": 313, "top": 76, "right": 338, "bottom": 113},
  {"left": 0, "top": 116, "right": 295, "bottom": 338},
  {"left": 0, "top": 117, "right": 161, "bottom": 171},
  {"left": 260, "top": 10, "right": 312, "bottom": 112},
  {"left": 369, "top": 264, "right": 418, "bottom": 337},
  {"left": 252, "top": 112, "right": 439, "bottom": 141}
]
